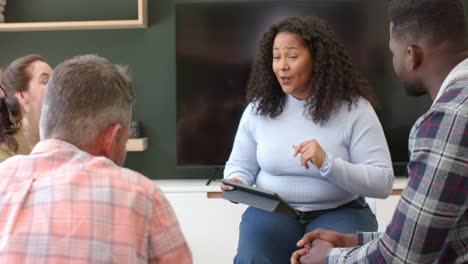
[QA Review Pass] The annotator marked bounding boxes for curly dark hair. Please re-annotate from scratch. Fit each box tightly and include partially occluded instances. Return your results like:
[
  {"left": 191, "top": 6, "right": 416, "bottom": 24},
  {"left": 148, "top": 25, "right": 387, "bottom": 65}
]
[
  {"left": 389, "top": 0, "right": 466, "bottom": 43},
  {"left": 246, "top": 16, "right": 378, "bottom": 123}
]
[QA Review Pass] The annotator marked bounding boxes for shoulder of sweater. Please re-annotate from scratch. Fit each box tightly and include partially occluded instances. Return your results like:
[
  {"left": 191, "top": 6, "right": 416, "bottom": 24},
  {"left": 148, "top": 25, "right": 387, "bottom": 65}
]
[
  {"left": 242, "top": 102, "right": 264, "bottom": 121},
  {"left": 335, "top": 96, "right": 370, "bottom": 110},
  {"left": 333, "top": 97, "right": 374, "bottom": 119},
  {"left": 351, "top": 97, "right": 372, "bottom": 110},
  {"left": 240, "top": 103, "right": 255, "bottom": 120}
]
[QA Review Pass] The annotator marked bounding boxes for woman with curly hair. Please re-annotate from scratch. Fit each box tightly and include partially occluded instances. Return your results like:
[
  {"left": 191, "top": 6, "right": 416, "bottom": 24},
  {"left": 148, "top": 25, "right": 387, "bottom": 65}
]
[
  {"left": 0, "top": 55, "right": 52, "bottom": 162},
  {"left": 221, "top": 16, "right": 394, "bottom": 263}
]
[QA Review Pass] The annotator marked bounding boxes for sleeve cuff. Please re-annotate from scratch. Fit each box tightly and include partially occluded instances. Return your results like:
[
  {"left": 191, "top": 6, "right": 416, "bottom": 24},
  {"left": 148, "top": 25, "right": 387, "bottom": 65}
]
[
  {"left": 327, "top": 248, "right": 347, "bottom": 263},
  {"left": 225, "top": 176, "right": 251, "bottom": 186},
  {"left": 358, "top": 232, "right": 382, "bottom": 244},
  {"left": 319, "top": 152, "right": 332, "bottom": 176}
]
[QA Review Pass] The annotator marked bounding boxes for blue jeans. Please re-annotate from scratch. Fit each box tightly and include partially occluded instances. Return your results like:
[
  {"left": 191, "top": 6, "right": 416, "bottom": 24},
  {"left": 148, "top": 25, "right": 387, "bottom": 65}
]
[{"left": 234, "top": 197, "right": 377, "bottom": 264}]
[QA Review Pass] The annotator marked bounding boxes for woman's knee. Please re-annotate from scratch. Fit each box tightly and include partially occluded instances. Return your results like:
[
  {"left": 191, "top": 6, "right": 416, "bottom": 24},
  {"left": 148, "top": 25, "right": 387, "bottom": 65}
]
[
  {"left": 236, "top": 207, "right": 303, "bottom": 263},
  {"left": 305, "top": 206, "right": 377, "bottom": 234}
]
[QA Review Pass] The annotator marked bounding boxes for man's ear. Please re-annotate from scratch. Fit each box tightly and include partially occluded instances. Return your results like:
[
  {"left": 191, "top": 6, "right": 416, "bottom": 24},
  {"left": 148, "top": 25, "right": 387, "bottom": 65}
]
[
  {"left": 406, "top": 45, "right": 424, "bottom": 71},
  {"left": 97, "top": 124, "right": 122, "bottom": 160},
  {"left": 15, "top": 91, "right": 31, "bottom": 113}
]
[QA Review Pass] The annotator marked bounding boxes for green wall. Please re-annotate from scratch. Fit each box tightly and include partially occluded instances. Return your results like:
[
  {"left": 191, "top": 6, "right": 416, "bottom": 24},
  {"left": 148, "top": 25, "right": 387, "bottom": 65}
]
[{"left": 0, "top": 0, "right": 241, "bottom": 179}]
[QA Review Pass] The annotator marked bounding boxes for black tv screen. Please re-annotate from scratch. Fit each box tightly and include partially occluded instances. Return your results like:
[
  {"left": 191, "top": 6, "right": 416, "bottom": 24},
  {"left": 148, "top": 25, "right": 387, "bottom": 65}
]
[{"left": 176, "top": 1, "right": 432, "bottom": 173}]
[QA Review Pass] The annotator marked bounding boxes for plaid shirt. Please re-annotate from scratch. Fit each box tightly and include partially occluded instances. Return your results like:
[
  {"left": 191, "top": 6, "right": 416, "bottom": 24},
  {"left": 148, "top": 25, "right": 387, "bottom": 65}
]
[
  {"left": 327, "top": 81, "right": 468, "bottom": 263},
  {"left": 0, "top": 139, "right": 192, "bottom": 264}
]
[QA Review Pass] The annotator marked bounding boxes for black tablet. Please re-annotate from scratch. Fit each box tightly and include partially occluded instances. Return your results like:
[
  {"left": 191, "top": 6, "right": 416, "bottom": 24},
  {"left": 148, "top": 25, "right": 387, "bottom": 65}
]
[{"left": 221, "top": 179, "right": 299, "bottom": 217}]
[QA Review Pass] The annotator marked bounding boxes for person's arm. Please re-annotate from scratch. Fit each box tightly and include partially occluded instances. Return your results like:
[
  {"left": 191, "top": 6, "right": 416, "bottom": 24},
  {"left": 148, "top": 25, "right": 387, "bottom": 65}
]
[
  {"left": 148, "top": 188, "right": 192, "bottom": 264},
  {"left": 320, "top": 100, "right": 394, "bottom": 198},
  {"left": 223, "top": 104, "right": 260, "bottom": 186},
  {"left": 324, "top": 109, "right": 468, "bottom": 263},
  {"left": 356, "top": 232, "right": 382, "bottom": 245},
  {"left": 290, "top": 230, "right": 382, "bottom": 263}
]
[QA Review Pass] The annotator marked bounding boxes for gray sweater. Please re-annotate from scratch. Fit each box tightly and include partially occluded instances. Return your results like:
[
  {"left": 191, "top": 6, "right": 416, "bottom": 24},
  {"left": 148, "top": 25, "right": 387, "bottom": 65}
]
[{"left": 224, "top": 95, "right": 394, "bottom": 211}]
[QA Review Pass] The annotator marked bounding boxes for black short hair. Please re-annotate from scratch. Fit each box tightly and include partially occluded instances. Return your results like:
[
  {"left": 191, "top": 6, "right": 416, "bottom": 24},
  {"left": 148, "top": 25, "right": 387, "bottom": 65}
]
[{"left": 389, "top": 0, "right": 467, "bottom": 42}]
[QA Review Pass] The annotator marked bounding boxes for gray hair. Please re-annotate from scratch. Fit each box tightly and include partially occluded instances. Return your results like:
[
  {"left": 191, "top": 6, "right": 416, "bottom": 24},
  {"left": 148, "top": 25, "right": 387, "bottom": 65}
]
[{"left": 40, "top": 54, "right": 134, "bottom": 147}]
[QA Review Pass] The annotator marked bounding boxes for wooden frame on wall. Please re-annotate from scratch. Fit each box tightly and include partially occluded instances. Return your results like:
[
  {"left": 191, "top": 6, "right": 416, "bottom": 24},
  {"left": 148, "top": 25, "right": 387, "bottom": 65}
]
[
  {"left": 126, "top": 137, "right": 149, "bottom": 152},
  {"left": 0, "top": 0, "right": 147, "bottom": 31}
]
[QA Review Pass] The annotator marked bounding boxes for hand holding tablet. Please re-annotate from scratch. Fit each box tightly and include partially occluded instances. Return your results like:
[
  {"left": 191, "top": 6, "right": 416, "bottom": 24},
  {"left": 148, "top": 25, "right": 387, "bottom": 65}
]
[{"left": 221, "top": 179, "right": 298, "bottom": 217}]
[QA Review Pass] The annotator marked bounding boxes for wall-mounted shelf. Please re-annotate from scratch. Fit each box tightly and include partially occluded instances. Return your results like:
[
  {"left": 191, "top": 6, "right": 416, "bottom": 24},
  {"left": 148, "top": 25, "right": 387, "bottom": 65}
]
[
  {"left": 126, "top": 137, "right": 148, "bottom": 152},
  {"left": 0, "top": 0, "right": 147, "bottom": 31}
]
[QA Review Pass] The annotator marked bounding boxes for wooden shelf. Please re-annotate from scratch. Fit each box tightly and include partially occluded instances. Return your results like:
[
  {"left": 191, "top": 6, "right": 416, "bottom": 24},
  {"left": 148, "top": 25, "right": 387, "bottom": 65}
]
[
  {"left": 0, "top": 0, "right": 147, "bottom": 31},
  {"left": 126, "top": 137, "right": 148, "bottom": 152}
]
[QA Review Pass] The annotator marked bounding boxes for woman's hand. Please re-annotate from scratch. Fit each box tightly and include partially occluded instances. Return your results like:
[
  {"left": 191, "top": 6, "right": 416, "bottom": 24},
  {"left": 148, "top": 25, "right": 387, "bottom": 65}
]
[
  {"left": 220, "top": 177, "right": 244, "bottom": 191},
  {"left": 293, "top": 139, "right": 326, "bottom": 169}
]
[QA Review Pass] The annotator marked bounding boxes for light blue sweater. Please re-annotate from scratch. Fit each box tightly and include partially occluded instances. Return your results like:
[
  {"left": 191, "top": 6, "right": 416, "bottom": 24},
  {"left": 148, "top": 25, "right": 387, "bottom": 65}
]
[{"left": 224, "top": 95, "right": 394, "bottom": 211}]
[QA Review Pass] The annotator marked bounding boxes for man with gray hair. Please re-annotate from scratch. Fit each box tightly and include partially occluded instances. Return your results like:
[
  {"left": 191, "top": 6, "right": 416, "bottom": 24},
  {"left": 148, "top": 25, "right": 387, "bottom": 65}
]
[{"left": 0, "top": 55, "right": 192, "bottom": 263}]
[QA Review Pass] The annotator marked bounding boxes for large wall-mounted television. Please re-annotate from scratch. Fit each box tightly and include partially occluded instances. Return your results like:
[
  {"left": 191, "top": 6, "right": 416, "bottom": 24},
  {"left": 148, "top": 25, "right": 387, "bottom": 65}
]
[{"left": 176, "top": 1, "right": 432, "bottom": 174}]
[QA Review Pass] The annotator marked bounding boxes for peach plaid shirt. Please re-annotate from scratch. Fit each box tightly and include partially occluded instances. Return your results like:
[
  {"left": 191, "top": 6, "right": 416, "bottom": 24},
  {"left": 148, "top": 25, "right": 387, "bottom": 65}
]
[{"left": 0, "top": 139, "right": 192, "bottom": 264}]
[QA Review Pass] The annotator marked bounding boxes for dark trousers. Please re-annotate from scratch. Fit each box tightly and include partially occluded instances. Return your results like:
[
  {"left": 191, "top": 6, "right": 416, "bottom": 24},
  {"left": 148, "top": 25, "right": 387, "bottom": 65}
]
[{"left": 234, "top": 198, "right": 377, "bottom": 264}]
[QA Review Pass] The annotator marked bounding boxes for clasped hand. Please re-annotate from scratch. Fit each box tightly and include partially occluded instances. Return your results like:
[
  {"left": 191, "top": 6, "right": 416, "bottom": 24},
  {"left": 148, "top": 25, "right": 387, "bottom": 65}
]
[
  {"left": 293, "top": 139, "right": 326, "bottom": 169},
  {"left": 290, "top": 229, "right": 358, "bottom": 264}
]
